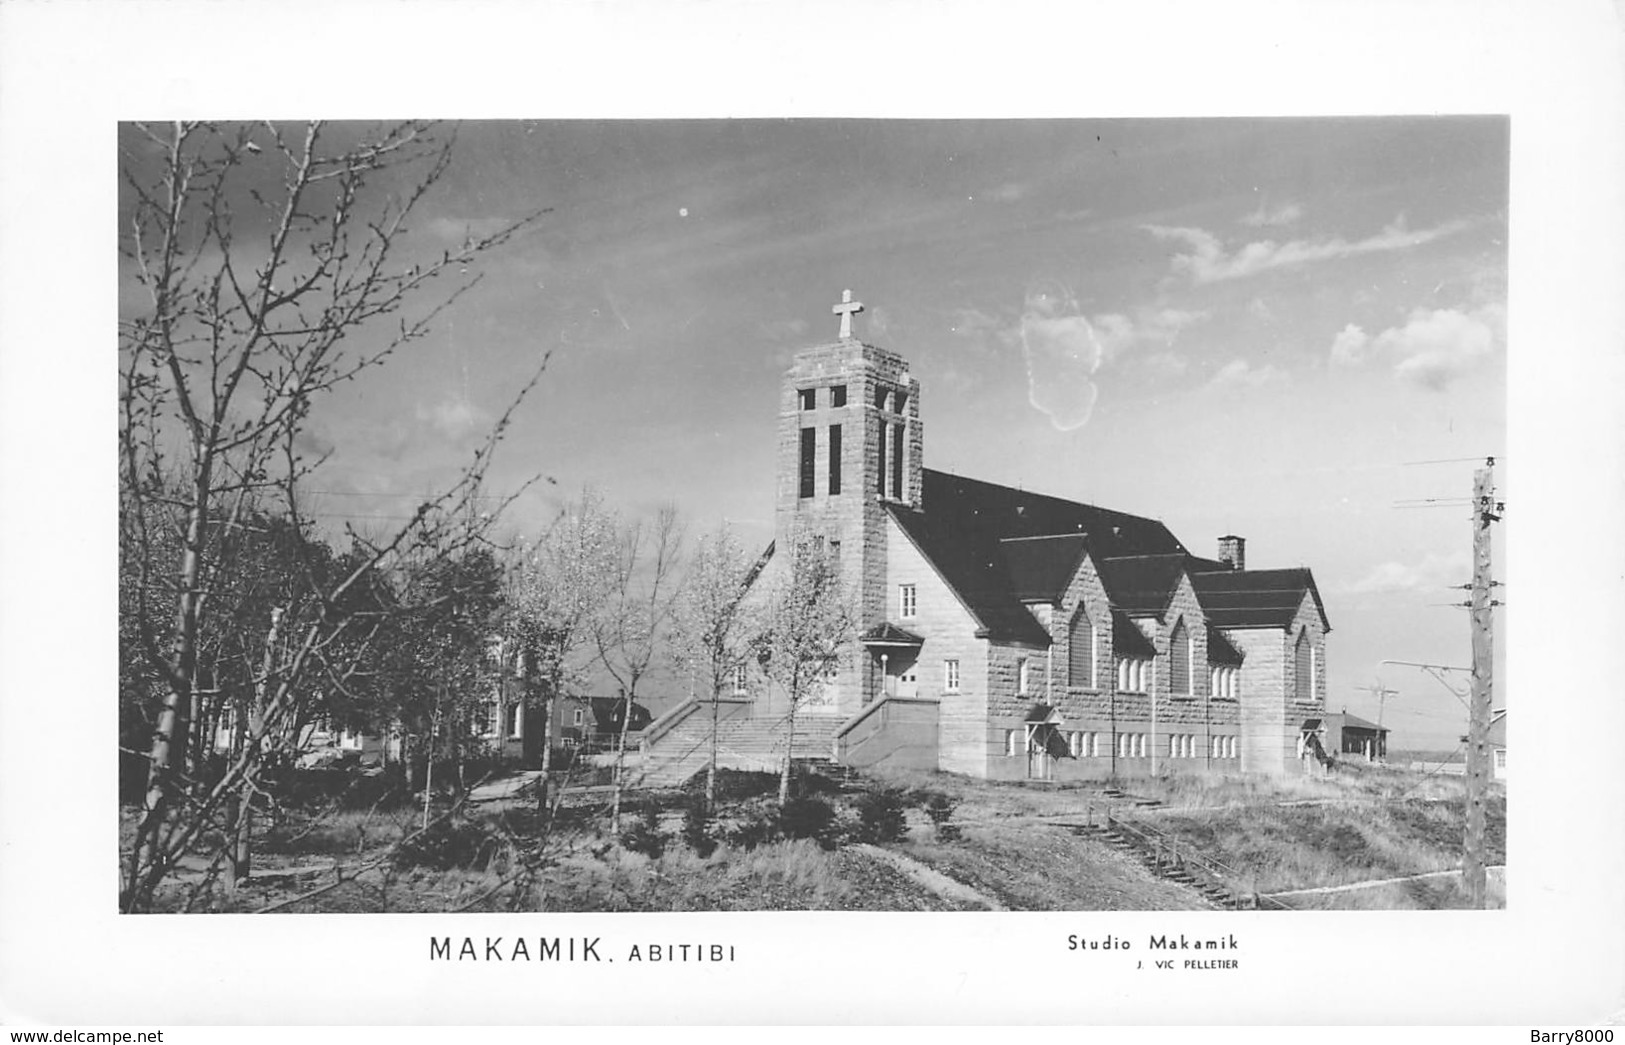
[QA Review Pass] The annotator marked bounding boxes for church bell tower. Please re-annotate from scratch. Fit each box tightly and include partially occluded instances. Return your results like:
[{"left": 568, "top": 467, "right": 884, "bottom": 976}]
[{"left": 774, "top": 291, "right": 922, "bottom": 712}]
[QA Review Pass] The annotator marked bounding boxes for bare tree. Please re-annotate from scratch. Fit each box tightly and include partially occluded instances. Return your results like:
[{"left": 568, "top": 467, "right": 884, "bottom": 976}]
[
  {"left": 594, "top": 505, "right": 684, "bottom": 834},
  {"left": 505, "top": 490, "right": 616, "bottom": 810},
  {"left": 754, "top": 530, "right": 858, "bottom": 806},
  {"left": 670, "top": 524, "right": 765, "bottom": 811},
  {"left": 118, "top": 120, "right": 544, "bottom": 911}
]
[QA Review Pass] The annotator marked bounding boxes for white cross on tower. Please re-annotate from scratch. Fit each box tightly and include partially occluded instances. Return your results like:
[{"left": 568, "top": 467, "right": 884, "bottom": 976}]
[{"left": 832, "top": 288, "right": 865, "bottom": 340}]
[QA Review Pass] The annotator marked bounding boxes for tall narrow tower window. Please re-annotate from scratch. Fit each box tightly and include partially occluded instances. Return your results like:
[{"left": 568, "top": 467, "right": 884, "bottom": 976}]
[
  {"left": 875, "top": 387, "right": 890, "bottom": 411},
  {"left": 828, "top": 424, "right": 842, "bottom": 495},
  {"left": 891, "top": 422, "right": 904, "bottom": 500},
  {"left": 894, "top": 390, "right": 908, "bottom": 414},
  {"left": 876, "top": 421, "right": 888, "bottom": 495},
  {"left": 799, "top": 427, "right": 816, "bottom": 499},
  {"left": 1170, "top": 619, "right": 1190, "bottom": 695},
  {"left": 1294, "top": 630, "right": 1312, "bottom": 702}
]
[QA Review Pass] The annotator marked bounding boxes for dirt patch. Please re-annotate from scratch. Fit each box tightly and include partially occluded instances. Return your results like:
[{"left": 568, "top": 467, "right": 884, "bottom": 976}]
[{"left": 849, "top": 843, "right": 1004, "bottom": 910}]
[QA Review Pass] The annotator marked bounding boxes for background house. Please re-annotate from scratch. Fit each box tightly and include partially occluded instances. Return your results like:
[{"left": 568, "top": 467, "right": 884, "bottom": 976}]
[{"left": 1319, "top": 709, "right": 1390, "bottom": 762}]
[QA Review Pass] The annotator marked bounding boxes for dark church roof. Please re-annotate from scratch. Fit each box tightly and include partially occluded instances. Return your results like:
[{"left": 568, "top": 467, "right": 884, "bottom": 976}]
[
  {"left": 1001, "top": 534, "right": 1089, "bottom": 602},
  {"left": 1207, "top": 625, "right": 1244, "bottom": 666},
  {"left": 1097, "top": 554, "right": 1188, "bottom": 617},
  {"left": 1113, "top": 610, "right": 1158, "bottom": 659},
  {"left": 1190, "top": 568, "right": 1330, "bottom": 631},
  {"left": 885, "top": 471, "right": 1192, "bottom": 646},
  {"left": 882, "top": 469, "right": 1328, "bottom": 646},
  {"left": 922, "top": 471, "right": 1189, "bottom": 557}
]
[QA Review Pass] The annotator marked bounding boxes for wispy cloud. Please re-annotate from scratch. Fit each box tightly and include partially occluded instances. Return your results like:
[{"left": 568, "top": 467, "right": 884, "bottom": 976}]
[
  {"left": 1144, "top": 216, "right": 1474, "bottom": 284},
  {"left": 986, "top": 182, "right": 1027, "bottom": 203},
  {"left": 1088, "top": 307, "right": 1206, "bottom": 360},
  {"left": 1341, "top": 549, "right": 1470, "bottom": 594},
  {"left": 1209, "top": 358, "right": 1289, "bottom": 389},
  {"left": 758, "top": 317, "right": 809, "bottom": 342},
  {"left": 417, "top": 393, "right": 491, "bottom": 444},
  {"left": 423, "top": 216, "right": 518, "bottom": 245},
  {"left": 1330, "top": 305, "right": 1502, "bottom": 390},
  {"left": 1240, "top": 201, "right": 1304, "bottom": 228}
]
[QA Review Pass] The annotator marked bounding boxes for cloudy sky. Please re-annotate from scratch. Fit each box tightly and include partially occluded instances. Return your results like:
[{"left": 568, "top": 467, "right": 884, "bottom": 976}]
[{"left": 122, "top": 118, "right": 1507, "bottom": 747}]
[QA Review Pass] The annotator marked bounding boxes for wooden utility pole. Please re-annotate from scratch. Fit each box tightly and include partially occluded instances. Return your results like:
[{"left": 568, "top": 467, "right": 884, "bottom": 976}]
[
  {"left": 1362, "top": 680, "right": 1398, "bottom": 761},
  {"left": 1465, "top": 457, "right": 1501, "bottom": 908}
]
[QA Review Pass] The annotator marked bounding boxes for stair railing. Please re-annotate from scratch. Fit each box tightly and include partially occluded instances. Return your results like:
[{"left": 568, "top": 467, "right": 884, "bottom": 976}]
[{"left": 1106, "top": 808, "right": 1289, "bottom": 910}]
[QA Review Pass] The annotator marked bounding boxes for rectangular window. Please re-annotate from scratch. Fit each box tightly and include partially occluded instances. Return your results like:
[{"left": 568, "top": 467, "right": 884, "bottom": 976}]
[
  {"left": 828, "top": 424, "right": 842, "bottom": 495},
  {"left": 875, "top": 387, "right": 890, "bottom": 410},
  {"left": 899, "top": 583, "right": 917, "bottom": 618},
  {"left": 829, "top": 539, "right": 841, "bottom": 563},
  {"left": 1005, "top": 729, "right": 1020, "bottom": 757},
  {"left": 573, "top": 708, "right": 584, "bottom": 727},
  {"left": 831, "top": 384, "right": 847, "bottom": 408},
  {"left": 1017, "top": 657, "right": 1030, "bottom": 696},
  {"left": 798, "top": 388, "right": 815, "bottom": 411},
  {"left": 891, "top": 422, "right": 904, "bottom": 499},
  {"left": 732, "top": 663, "right": 748, "bottom": 695},
  {"left": 877, "top": 422, "right": 888, "bottom": 495},
  {"left": 508, "top": 703, "right": 523, "bottom": 739},
  {"left": 894, "top": 390, "right": 908, "bottom": 415},
  {"left": 944, "top": 658, "right": 960, "bottom": 693},
  {"left": 799, "top": 427, "right": 815, "bottom": 499},
  {"left": 1069, "top": 731, "right": 1082, "bottom": 757}
]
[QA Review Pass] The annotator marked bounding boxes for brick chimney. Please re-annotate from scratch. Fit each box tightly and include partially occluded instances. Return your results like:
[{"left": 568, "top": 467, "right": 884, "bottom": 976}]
[{"left": 1217, "top": 535, "right": 1245, "bottom": 571}]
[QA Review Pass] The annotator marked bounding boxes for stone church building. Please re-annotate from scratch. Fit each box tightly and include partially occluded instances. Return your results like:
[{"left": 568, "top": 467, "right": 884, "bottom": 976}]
[{"left": 640, "top": 294, "right": 1330, "bottom": 783}]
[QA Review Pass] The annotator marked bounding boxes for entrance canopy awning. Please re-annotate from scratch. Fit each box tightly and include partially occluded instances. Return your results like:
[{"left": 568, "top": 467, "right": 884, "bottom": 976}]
[
  {"left": 861, "top": 622, "right": 925, "bottom": 649},
  {"left": 1025, "top": 703, "right": 1063, "bottom": 725}
]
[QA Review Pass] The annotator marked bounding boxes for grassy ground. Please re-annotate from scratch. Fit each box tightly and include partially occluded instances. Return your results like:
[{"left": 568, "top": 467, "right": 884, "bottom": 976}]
[
  {"left": 1129, "top": 761, "right": 1506, "bottom": 906},
  {"left": 126, "top": 760, "right": 1505, "bottom": 913}
]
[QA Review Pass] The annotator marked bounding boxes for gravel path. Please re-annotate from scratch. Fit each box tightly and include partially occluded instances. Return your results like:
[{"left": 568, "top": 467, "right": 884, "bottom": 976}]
[{"left": 849, "top": 843, "right": 1006, "bottom": 911}]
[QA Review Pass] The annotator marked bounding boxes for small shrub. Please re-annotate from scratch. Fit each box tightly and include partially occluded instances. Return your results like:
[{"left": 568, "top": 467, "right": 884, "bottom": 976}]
[
  {"left": 853, "top": 788, "right": 909, "bottom": 844},
  {"left": 619, "top": 807, "right": 667, "bottom": 858},
  {"left": 917, "top": 790, "right": 962, "bottom": 841},
  {"left": 780, "top": 796, "right": 839, "bottom": 850},
  {"left": 791, "top": 768, "right": 843, "bottom": 799},
  {"left": 697, "top": 769, "right": 781, "bottom": 803},
  {"left": 394, "top": 817, "right": 502, "bottom": 871},
  {"left": 716, "top": 798, "right": 781, "bottom": 851},
  {"left": 682, "top": 796, "right": 719, "bottom": 858}
]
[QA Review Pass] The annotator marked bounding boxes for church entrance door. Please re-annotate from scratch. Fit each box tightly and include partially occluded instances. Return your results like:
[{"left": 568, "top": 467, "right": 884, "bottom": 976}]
[
  {"left": 896, "top": 665, "right": 918, "bottom": 699},
  {"left": 1027, "top": 726, "right": 1052, "bottom": 781}
]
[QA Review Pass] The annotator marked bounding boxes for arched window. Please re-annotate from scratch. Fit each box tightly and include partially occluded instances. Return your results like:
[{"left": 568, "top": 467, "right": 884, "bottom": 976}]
[
  {"left": 1169, "top": 619, "right": 1190, "bottom": 695},
  {"left": 1068, "top": 605, "right": 1094, "bottom": 688},
  {"left": 1294, "top": 630, "right": 1312, "bottom": 703}
]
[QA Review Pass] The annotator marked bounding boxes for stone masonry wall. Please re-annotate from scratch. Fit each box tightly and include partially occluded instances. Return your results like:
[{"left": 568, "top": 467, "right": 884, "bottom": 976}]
[
  {"left": 884, "top": 515, "right": 987, "bottom": 776},
  {"left": 776, "top": 340, "right": 921, "bottom": 719},
  {"left": 1230, "top": 591, "right": 1328, "bottom": 777}
]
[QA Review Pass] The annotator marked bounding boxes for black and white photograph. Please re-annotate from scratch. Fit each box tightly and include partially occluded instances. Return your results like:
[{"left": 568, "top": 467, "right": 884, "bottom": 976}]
[
  {"left": 113, "top": 116, "right": 1510, "bottom": 916},
  {"left": 3, "top": 0, "right": 1623, "bottom": 1030}
]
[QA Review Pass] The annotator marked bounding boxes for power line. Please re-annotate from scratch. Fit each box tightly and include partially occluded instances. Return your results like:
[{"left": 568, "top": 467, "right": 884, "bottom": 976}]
[{"left": 1401, "top": 456, "right": 1506, "bottom": 467}]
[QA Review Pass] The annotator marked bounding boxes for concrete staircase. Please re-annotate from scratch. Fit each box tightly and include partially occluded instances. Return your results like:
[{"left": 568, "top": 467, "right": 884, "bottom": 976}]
[{"left": 633, "top": 706, "right": 839, "bottom": 789}]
